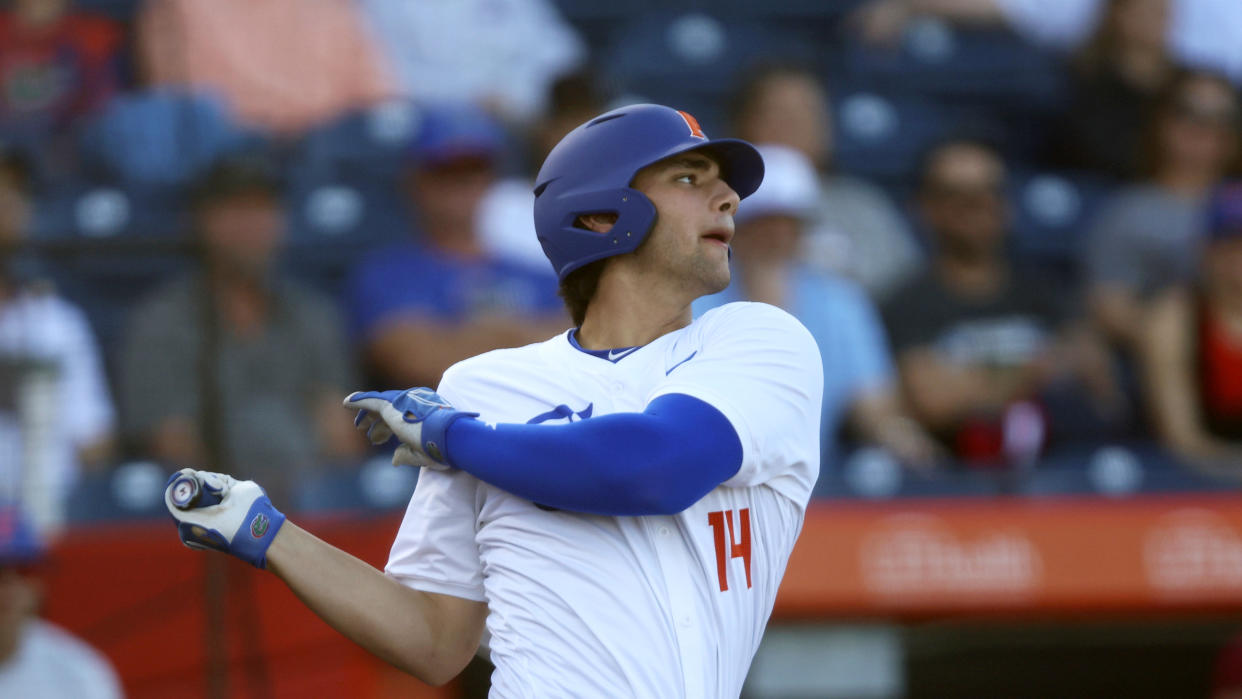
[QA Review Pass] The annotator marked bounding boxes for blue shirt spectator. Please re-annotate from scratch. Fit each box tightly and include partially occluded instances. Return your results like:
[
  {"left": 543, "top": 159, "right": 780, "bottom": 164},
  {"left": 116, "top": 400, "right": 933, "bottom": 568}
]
[
  {"left": 347, "top": 241, "right": 562, "bottom": 342},
  {"left": 346, "top": 103, "right": 567, "bottom": 388}
]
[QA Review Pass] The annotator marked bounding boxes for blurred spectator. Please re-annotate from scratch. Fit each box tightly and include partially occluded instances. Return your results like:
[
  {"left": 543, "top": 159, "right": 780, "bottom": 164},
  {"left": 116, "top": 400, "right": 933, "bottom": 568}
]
[
  {"left": 346, "top": 103, "right": 565, "bottom": 389},
  {"left": 851, "top": 0, "right": 1242, "bottom": 84},
  {"left": 78, "top": 88, "right": 250, "bottom": 192},
  {"left": 0, "top": 145, "right": 114, "bottom": 535},
  {"left": 477, "top": 69, "right": 608, "bottom": 273},
  {"left": 1140, "top": 182, "right": 1242, "bottom": 477},
  {"left": 137, "top": 0, "right": 396, "bottom": 136},
  {"left": 0, "top": 0, "right": 123, "bottom": 146},
  {"left": 882, "top": 138, "right": 1123, "bottom": 467},
  {"left": 1049, "top": 0, "right": 1176, "bottom": 179},
  {"left": 119, "top": 153, "right": 360, "bottom": 505},
  {"left": 1085, "top": 69, "right": 1240, "bottom": 358},
  {"left": 0, "top": 506, "right": 121, "bottom": 698},
  {"left": 730, "top": 63, "right": 924, "bottom": 301},
  {"left": 358, "top": 0, "right": 585, "bottom": 126},
  {"left": 696, "top": 145, "right": 940, "bottom": 472}
]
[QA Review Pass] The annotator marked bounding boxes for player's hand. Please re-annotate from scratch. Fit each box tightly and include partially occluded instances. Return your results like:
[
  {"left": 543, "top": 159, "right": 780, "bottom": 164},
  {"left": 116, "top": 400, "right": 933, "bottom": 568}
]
[
  {"left": 164, "top": 468, "right": 286, "bottom": 569},
  {"left": 343, "top": 388, "right": 479, "bottom": 468}
]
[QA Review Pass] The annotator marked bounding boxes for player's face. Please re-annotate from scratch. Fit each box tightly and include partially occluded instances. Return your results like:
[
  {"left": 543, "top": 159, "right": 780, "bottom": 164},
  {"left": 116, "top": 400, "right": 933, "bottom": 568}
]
[{"left": 630, "top": 151, "right": 740, "bottom": 298}]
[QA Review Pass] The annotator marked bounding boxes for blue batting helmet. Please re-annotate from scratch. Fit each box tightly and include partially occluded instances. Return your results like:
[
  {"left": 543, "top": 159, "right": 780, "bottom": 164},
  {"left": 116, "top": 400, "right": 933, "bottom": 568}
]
[{"left": 533, "top": 104, "right": 764, "bottom": 280}]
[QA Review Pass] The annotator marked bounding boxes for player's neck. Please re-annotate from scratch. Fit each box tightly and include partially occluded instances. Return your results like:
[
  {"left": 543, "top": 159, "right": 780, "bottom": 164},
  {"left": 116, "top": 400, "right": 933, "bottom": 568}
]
[{"left": 577, "top": 272, "right": 693, "bottom": 349}]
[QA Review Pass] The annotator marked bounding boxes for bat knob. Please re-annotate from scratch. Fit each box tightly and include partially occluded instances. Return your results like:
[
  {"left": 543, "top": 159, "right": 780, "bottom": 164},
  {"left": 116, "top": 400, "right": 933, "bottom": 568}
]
[{"left": 170, "top": 474, "right": 222, "bottom": 509}]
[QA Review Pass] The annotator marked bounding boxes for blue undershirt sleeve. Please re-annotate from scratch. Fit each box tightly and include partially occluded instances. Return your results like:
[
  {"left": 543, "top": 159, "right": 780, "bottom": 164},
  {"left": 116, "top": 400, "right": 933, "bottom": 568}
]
[{"left": 442, "top": 393, "right": 743, "bottom": 516}]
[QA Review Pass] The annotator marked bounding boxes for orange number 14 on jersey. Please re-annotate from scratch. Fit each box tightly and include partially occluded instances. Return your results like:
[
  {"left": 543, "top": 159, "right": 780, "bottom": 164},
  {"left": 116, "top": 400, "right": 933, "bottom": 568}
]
[{"left": 708, "top": 508, "right": 752, "bottom": 592}]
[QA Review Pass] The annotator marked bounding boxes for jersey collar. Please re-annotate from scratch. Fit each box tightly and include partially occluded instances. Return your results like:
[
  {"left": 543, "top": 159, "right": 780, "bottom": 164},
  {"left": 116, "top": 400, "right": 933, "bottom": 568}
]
[{"left": 567, "top": 328, "right": 642, "bottom": 363}]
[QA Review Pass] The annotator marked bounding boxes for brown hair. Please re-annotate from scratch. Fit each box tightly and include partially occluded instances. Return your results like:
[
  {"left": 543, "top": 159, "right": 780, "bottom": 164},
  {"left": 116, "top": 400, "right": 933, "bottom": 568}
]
[
  {"left": 558, "top": 258, "right": 607, "bottom": 326},
  {"left": 1073, "top": 0, "right": 1150, "bottom": 77}
]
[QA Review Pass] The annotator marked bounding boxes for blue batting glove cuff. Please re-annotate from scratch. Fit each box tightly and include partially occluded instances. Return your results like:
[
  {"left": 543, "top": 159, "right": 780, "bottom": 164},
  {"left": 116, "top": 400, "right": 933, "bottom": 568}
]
[
  {"left": 234, "top": 499, "right": 285, "bottom": 569},
  {"left": 173, "top": 498, "right": 286, "bottom": 569},
  {"left": 390, "top": 387, "right": 479, "bottom": 465}
]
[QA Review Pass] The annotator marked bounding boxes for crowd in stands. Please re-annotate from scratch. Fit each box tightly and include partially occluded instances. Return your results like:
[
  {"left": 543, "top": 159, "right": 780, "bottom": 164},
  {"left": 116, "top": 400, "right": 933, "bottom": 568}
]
[{"left": 2, "top": 0, "right": 1242, "bottom": 529}]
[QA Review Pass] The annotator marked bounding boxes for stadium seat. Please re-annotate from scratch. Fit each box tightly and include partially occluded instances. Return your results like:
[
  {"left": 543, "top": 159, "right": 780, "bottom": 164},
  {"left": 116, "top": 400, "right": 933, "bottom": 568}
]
[
  {"left": 723, "top": 0, "right": 865, "bottom": 20},
  {"left": 829, "top": 89, "right": 954, "bottom": 186},
  {"left": 549, "top": 0, "right": 665, "bottom": 45},
  {"left": 551, "top": 0, "right": 658, "bottom": 21},
  {"left": 294, "top": 457, "right": 419, "bottom": 513},
  {"left": 283, "top": 174, "right": 412, "bottom": 295},
  {"left": 600, "top": 12, "right": 816, "bottom": 136},
  {"left": 1019, "top": 444, "right": 1239, "bottom": 498},
  {"left": 1007, "top": 169, "right": 1114, "bottom": 282},
  {"left": 815, "top": 447, "right": 1006, "bottom": 500},
  {"left": 829, "top": 20, "right": 1063, "bottom": 108},
  {"left": 289, "top": 101, "right": 422, "bottom": 181},
  {"left": 66, "top": 461, "right": 171, "bottom": 523},
  {"left": 74, "top": 0, "right": 143, "bottom": 20},
  {"left": 28, "top": 177, "right": 192, "bottom": 356}
]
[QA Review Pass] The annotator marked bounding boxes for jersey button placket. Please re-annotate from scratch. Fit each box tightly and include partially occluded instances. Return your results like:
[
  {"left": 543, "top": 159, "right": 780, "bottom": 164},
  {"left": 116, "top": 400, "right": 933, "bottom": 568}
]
[{"left": 651, "top": 518, "right": 705, "bottom": 698}]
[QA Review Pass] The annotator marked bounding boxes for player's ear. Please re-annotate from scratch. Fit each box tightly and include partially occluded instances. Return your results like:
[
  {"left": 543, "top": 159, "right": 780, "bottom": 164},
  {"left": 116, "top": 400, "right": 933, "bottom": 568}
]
[{"left": 575, "top": 212, "right": 619, "bottom": 234}]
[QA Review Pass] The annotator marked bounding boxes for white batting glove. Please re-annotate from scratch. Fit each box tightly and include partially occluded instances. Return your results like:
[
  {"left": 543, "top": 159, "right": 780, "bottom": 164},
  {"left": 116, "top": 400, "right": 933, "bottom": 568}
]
[
  {"left": 164, "top": 468, "right": 286, "bottom": 569},
  {"left": 343, "top": 388, "right": 478, "bottom": 469}
]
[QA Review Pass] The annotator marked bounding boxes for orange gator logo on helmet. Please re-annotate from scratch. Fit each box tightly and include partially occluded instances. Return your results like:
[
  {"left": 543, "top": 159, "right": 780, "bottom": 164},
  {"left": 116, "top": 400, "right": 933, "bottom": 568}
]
[{"left": 677, "top": 110, "right": 706, "bottom": 139}]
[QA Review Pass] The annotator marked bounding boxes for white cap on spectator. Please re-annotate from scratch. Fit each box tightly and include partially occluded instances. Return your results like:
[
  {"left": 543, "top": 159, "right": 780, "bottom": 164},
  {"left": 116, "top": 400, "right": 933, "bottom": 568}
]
[{"left": 735, "top": 143, "right": 820, "bottom": 224}]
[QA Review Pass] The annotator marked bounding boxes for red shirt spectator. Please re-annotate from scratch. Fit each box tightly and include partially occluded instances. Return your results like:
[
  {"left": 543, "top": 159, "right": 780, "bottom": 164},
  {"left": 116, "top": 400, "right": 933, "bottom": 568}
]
[
  {"left": 1142, "top": 181, "right": 1242, "bottom": 475},
  {"left": 138, "top": 0, "right": 397, "bottom": 136},
  {"left": 1197, "top": 295, "right": 1242, "bottom": 438},
  {"left": 0, "top": 0, "right": 122, "bottom": 139}
]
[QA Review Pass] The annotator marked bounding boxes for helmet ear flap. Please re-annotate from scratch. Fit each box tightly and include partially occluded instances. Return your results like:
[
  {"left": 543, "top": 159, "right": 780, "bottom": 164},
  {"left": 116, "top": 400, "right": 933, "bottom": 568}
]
[{"left": 536, "top": 187, "right": 657, "bottom": 279}]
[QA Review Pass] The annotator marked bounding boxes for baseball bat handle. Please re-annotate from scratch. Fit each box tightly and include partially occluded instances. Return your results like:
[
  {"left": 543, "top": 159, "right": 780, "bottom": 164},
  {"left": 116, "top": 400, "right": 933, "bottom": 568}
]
[{"left": 170, "top": 473, "right": 222, "bottom": 509}]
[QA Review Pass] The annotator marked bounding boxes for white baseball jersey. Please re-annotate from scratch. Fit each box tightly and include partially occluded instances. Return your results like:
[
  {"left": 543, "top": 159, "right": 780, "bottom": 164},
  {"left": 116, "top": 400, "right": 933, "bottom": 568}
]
[{"left": 386, "top": 301, "right": 823, "bottom": 698}]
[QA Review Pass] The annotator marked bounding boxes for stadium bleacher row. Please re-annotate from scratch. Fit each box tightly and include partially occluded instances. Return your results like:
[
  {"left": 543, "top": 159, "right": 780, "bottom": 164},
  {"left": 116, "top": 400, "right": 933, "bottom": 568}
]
[{"left": 67, "top": 438, "right": 1233, "bottom": 525}]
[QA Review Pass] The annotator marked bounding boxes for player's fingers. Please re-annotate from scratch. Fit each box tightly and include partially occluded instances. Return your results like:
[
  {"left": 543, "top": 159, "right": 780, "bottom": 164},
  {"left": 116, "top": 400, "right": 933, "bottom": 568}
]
[
  {"left": 353, "top": 411, "right": 394, "bottom": 445},
  {"left": 391, "top": 444, "right": 429, "bottom": 468},
  {"left": 366, "top": 420, "right": 393, "bottom": 445},
  {"left": 354, "top": 408, "right": 379, "bottom": 430},
  {"left": 197, "top": 471, "right": 232, "bottom": 498},
  {"left": 346, "top": 400, "right": 393, "bottom": 425}
]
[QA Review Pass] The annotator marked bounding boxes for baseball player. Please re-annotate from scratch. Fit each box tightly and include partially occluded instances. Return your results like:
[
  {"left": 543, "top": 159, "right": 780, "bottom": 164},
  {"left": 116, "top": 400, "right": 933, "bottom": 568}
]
[{"left": 164, "top": 104, "right": 823, "bottom": 697}]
